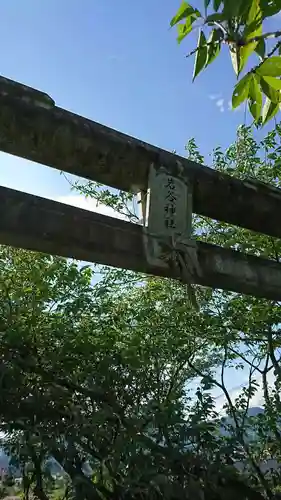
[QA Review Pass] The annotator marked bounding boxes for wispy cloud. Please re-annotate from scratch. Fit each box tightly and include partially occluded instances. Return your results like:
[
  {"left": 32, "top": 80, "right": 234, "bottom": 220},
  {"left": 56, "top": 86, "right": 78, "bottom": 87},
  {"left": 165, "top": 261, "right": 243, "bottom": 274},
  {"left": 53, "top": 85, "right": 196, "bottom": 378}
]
[
  {"left": 214, "top": 369, "right": 275, "bottom": 414},
  {"left": 216, "top": 98, "right": 225, "bottom": 113},
  {"left": 209, "top": 94, "right": 221, "bottom": 100},
  {"left": 209, "top": 94, "right": 225, "bottom": 113},
  {"left": 209, "top": 94, "right": 243, "bottom": 114}
]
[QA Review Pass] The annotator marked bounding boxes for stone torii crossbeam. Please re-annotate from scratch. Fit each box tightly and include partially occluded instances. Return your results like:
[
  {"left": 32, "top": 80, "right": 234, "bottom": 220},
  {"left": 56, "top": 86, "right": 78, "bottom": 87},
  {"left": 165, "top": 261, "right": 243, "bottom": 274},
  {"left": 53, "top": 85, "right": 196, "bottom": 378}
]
[{"left": 1, "top": 76, "right": 281, "bottom": 300}]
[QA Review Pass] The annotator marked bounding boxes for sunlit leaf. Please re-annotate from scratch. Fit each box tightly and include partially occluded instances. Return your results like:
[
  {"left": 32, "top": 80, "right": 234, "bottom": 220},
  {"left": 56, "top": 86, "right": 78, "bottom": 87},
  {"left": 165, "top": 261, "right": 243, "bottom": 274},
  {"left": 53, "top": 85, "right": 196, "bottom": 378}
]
[
  {"left": 257, "top": 56, "right": 281, "bottom": 77},
  {"left": 239, "top": 43, "right": 257, "bottom": 74},
  {"left": 244, "top": 1, "right": 263, "bottom": 39},
  {"left": 232, "top": 73, "right": 252, "bottom": 108},
  {"left": 255, "top": 38, "right": 266, "bottom": 60},
  {"left": 249, "top": 75, "right": 262, "bottom": 105},
  {"left": 262, "top": 76, "right": 281, "bottom": 90},
  {"left": 206, "top": 29, "right": 222, "bottom": 67},
  {"left": 170, "top": 1, "right": 201, "bottom": 27},
  {"left": 249, "top": 99, "right": 260, "bottom": 121},
  {"left": 192, "top": 30, "right": 208, "bottom": 81},
  {"left": 260, "top": 77, "right": 281, "bottom": 103},
  {"left": 176, "top": 19, "right": 194, "bottom": 43},
  {"left": 262, "top": 97, "right": 280, "bottom": 124},
  {"left": 239, "top": 0, "right": 262, "bottom": 74},
  {"left": 230, "top": 45, "right": 241, "bottom": 76},
  {"left": 248, "top": 74, "right": 262, "bottom": 120}
]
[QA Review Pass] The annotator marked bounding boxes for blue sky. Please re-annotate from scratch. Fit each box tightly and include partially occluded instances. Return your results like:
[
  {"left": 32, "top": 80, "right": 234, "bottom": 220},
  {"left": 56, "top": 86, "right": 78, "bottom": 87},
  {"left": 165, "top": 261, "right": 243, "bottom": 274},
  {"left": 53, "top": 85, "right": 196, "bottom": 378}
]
[
  {"left": 0, "top": 1, "right": 279, "bottom": 401},
  {"left": 0, "top": 0, "right": 261, "bottom": 199}
]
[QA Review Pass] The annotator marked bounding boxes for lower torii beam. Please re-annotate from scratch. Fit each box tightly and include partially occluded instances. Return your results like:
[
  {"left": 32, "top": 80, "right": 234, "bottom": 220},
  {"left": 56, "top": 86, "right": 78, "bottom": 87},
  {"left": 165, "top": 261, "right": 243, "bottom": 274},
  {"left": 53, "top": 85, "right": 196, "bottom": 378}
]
[{"left": 0, "top": 185, "right": 280, "bottom": 301}]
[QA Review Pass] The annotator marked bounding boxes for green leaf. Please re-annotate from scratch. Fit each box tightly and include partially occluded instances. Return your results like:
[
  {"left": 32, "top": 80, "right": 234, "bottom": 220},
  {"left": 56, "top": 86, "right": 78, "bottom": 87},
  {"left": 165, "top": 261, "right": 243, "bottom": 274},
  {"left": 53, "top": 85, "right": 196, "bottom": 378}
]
[
  {"left": 248, "top": 74, "right": 262, "bottom": 120},
  {"left": 192, "top": 30, "right": 208, "bottom": 81},
  {"left": 249, "top": 99, "right": 261, "bottom": 121},
  {"left": 176, "top": 19, "right": 194, "bottom": 43},
  {"left": 249, "top": 72, "right": 261, "bottom": 95},
  {"left": 205, "top": 13, "right": 227, "bottom": 23},
  {"left": 213, "top": 0, "right": 222, "bottom": 11},
  {"left": 206, "top": 29, "right": 222, "bottom": 67},
  {"left": 262, "top": 97, "right": 280, "bottom": 124},
  {"left": 260, "top": 0, "right": 281, "bottom": 17},
  {"left": 239, "top": 0, "right": 262, "bottom": 74},
  {"left": 80, "top": 265, "right": 91, "bottom": 272},
  {"left": 239, "top": 44, "right": 255, "bottom": 74},
  {"left": 232, "top": 73, "right": 252, "bottom": 108},
  {"left": 257, "top": 56, "right": 281, "bottom": 77},
  {"left": 244, "top": 0, "right": 263, "bottom": 39},
  {"left": 238, "top": 0, "right": 254, "bottom": 20},
  {"left": 223, "top": 0, "right": 246, "bottom": 18},
  {"left": 204, "top": 0, "right": 211, "bottom": 9},
  {"left": 255, "top": 38, "right": 266, "bottom": 60},
  {"left": 170, "top": 2, "right": 201, "bottom": 27},
  {"left": 230, "top": 46, "right": 240, "bottom": 76},
  {"left": 262, "top": 76, "right": 281, "bottom": 90},
  {"left": 249, "top": 74, "right": 262, "bottom": 103},
  {"left": 260, "top": 77, "right": 281, "bottom": 103}
]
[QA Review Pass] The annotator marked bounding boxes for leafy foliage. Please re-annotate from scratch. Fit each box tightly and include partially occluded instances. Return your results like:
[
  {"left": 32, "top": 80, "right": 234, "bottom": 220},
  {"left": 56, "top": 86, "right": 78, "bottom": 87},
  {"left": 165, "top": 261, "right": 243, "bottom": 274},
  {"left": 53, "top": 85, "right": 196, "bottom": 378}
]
[
  {"left": 185, "top": 123, "right": 281, "bottom": 498},
  {"left": 0, "top": 247, "right": 224, "bottom": 499},
  {"left": 170, "top": 0, "right": 281, "bottom": 125},
  {"left": 73, "top": 123, "right": 281, "bottom": 498},
  {"left": 4, "top": 127, "right": 281, "bottom": 498}
]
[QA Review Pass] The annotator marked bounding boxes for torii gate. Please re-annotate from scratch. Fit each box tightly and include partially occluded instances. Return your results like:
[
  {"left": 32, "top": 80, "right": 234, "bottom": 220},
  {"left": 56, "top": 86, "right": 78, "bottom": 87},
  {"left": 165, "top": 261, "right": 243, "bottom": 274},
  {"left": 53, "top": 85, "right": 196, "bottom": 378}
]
[{"left": 1, "top": 76, "right": 281, "bottom": 300}]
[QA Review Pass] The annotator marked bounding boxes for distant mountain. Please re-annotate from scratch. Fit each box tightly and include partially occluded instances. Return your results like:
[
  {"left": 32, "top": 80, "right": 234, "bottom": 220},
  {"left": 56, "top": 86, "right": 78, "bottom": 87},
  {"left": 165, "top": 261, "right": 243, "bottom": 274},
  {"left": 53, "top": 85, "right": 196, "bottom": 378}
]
[
  {"left": 0, "top": 452, "right": 10, "bottom": 470},
  {"left": 218, "top": 407, "right": 264, "bottom": 437},
  {"left": 0, "top": 453, "right": 63, "bottom": 477},
  {"left": 247, "top": 407, "right": 264, "bottom": 417},
  {"left": 0, "top": 408, "right": 267, "bottom": 477}
]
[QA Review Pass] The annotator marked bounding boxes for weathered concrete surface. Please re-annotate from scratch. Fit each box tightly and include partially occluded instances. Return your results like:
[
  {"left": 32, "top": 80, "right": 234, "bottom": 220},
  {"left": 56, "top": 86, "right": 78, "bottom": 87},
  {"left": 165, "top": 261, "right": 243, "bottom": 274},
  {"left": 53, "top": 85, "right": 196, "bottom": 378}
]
[
  {"left": 1, "top": 94, "right": 281, "bottom": 239},
  {"left": 1, "top": 186, "right": 281, "bottom": 300}
]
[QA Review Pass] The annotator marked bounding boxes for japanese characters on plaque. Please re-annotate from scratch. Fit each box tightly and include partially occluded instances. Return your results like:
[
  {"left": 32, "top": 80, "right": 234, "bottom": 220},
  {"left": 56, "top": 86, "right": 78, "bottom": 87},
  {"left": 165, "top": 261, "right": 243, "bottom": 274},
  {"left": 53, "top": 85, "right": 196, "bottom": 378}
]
[
  {"left": 147, "top": 164, "right": 192, "bottom": 241},
  {"left": 164, "top": 176, "right": 177, "bottom": 230}
]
